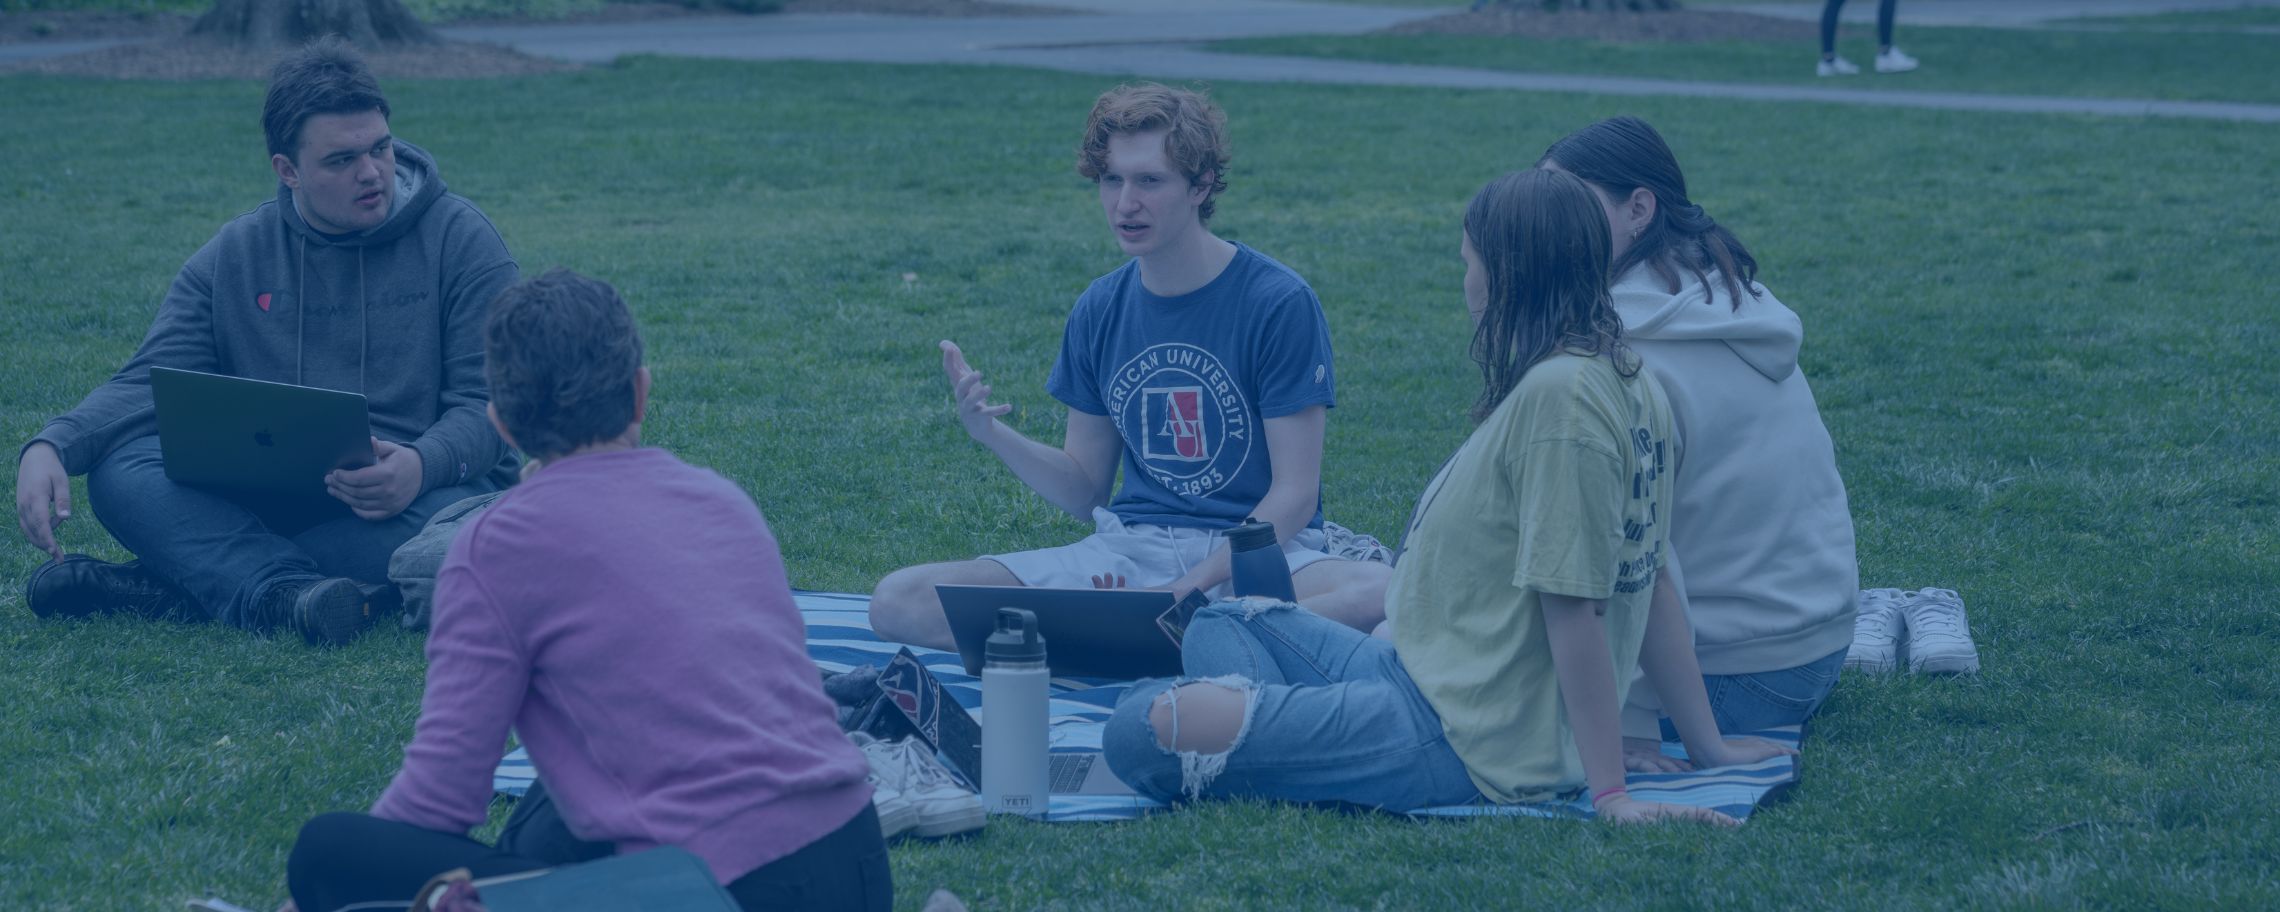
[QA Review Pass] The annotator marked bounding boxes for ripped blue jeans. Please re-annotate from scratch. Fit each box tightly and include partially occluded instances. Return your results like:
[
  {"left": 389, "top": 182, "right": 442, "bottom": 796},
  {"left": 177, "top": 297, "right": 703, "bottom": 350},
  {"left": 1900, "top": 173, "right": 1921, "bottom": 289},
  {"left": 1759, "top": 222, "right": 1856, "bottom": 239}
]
[{"left": 1101, "top": 600, "right": 1483, "bottom": 812}]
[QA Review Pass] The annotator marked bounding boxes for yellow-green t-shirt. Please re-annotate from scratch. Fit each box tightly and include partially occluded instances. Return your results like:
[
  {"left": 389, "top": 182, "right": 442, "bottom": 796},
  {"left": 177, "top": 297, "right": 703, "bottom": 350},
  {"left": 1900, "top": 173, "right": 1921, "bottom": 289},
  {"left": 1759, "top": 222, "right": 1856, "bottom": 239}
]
[{"left": 1390, "top": 353, "right": 1675, "bottom": 803}]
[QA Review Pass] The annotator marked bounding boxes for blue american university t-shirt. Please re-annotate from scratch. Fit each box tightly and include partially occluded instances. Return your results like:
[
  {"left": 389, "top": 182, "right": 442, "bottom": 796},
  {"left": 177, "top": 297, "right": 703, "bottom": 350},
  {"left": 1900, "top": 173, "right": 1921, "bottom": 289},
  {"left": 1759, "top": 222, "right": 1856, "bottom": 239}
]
[{"left": 1047, "top": 244, "right": 1337, "bottom": 530}]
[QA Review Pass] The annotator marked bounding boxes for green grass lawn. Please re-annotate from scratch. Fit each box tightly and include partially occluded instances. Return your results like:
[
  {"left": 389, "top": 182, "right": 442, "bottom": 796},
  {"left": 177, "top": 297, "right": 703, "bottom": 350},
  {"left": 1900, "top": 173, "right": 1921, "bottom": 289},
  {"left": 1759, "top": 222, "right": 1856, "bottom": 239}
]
[
  {"left": 4, "top": 57, "right": 2279, "bottom": 909},
  {"left": 1214, "top": 23, "right": 2280, "bottom": 104}
]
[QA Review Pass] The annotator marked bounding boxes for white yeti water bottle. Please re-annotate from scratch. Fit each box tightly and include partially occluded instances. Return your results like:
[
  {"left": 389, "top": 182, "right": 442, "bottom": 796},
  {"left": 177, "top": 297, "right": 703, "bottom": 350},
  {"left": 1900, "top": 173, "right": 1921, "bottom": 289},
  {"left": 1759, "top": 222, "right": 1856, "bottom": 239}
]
[{"left": 980, "top": 607, "right": 1050, "bottom": 820}]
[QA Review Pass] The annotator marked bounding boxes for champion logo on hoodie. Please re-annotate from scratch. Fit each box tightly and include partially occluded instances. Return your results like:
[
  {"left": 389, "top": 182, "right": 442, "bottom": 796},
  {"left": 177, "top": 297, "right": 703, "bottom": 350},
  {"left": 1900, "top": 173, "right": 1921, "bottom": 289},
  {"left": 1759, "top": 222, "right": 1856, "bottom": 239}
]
[{"left": 256, "top": 293, "right": 273, "bottom": 312}]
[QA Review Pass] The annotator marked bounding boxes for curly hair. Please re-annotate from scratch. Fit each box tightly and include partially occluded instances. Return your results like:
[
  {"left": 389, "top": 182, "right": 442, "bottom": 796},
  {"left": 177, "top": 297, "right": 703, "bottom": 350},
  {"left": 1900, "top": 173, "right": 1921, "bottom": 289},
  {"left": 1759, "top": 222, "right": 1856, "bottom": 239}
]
[
  {"left": 483, "top": 269, "right": 646, "bottom": 461},
  {"left": 1075, "top": 83, "right": 1232, "bottom": 223},
  {"left": 1462, "top": 169, "right": 1638, "bottom": 424}
]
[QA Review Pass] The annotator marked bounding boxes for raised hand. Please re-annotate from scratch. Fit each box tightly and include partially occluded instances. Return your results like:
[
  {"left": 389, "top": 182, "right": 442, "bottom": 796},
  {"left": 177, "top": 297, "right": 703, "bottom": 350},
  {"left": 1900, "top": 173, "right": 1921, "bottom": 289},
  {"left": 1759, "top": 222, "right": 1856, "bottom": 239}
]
[{"left": 940, "top": 340, "right": 1012, "bottom": 439}]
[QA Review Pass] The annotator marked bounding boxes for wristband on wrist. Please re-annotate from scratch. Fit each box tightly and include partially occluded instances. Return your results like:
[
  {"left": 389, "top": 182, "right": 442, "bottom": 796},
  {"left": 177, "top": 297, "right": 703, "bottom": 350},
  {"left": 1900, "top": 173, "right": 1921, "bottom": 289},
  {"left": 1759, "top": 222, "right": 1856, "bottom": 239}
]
[{"left": 1591, "top": 786, "right": 1629, "bottom": 805}]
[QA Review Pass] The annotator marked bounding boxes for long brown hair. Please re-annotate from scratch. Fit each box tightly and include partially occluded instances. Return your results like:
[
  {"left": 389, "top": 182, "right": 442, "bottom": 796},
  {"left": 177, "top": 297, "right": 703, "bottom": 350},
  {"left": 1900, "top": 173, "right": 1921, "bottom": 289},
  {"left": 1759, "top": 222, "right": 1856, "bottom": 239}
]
[
  {"left": 1462, "top": 169, "right": 1637, "bottom": 424},
  {"left": 1539, "top": 116, "right": 1762, "bottom": 310}
]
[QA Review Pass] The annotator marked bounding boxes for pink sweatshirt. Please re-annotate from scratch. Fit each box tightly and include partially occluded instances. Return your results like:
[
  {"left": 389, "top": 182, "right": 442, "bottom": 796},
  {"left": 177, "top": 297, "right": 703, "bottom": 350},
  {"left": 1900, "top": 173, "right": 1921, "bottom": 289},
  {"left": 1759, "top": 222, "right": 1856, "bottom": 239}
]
[{"left": 371, "top": 447, "right": 871, "bottom": 883}]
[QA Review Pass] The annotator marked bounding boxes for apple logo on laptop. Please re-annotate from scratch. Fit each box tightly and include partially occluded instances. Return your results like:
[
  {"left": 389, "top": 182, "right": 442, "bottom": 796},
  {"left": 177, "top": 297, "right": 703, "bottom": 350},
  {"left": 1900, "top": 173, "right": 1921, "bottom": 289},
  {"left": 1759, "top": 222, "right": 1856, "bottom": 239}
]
[{"left": 254, "top": 430, "right": 275, "bottom": 447}]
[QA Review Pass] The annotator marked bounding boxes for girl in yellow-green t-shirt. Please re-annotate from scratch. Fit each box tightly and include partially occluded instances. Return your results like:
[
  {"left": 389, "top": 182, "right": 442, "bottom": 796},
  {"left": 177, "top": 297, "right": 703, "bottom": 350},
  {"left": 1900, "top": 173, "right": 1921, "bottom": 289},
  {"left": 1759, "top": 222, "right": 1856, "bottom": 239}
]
[{"left": 1102, "top": 169, "right": 1793, "bottom": 821}]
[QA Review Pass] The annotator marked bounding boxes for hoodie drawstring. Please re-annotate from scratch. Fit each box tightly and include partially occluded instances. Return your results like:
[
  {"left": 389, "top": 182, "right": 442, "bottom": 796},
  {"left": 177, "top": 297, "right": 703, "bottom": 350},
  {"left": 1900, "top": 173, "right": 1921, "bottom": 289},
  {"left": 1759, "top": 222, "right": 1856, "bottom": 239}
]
[
  {"left": 294, "top": 237, "right": 307, "bottom": 385},
  {"left": 358, "top": 248, "right": 369, "bottom": 395}
]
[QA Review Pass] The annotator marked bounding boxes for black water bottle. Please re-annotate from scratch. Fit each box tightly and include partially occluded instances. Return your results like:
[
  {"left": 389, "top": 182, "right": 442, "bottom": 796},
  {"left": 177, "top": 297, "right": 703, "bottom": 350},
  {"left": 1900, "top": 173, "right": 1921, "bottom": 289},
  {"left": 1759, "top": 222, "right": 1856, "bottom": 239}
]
[{"left": 1226, "top": 519, "right": 1296, "bottom": 602}]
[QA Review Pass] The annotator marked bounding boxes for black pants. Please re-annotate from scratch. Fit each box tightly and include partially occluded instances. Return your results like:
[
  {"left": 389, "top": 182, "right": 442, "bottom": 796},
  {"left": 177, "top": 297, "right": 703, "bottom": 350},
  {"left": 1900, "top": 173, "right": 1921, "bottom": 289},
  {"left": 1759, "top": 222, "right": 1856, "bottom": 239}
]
[
  {"left": 288, "top": 782, "right": 891, "bottom": 912},
  {"left": 1821, "top": 0, "right": 1898, "bottom": 54}
]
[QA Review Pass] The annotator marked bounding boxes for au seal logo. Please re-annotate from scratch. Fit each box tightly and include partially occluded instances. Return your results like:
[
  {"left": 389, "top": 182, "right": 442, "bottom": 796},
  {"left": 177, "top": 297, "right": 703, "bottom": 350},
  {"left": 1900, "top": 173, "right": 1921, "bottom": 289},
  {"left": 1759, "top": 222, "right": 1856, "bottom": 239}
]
[{"left": 1106, "top": 343, "right": 1251, "bottom": 498}]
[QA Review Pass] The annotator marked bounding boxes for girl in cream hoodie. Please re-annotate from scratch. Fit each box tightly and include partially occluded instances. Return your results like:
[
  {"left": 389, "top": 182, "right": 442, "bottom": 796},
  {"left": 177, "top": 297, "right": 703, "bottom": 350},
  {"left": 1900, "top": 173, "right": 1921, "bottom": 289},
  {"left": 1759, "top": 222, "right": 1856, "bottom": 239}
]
[{"left": 1540, "top": 117, "right": 1859, "bottom": 773}]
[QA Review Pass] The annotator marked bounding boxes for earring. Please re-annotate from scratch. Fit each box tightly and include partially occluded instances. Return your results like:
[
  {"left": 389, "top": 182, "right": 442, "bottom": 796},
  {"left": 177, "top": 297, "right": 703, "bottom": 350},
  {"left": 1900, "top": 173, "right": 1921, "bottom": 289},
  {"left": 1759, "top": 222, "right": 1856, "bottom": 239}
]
[{"left": 1630, "top": 226, "right": 1643, "bottom": 240}]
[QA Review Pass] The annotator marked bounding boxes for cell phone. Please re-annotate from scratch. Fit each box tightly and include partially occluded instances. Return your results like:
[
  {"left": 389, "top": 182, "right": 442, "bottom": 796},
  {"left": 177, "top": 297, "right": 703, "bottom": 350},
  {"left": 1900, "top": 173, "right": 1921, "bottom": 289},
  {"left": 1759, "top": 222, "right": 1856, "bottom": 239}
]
[{"left": 1155, "top": 589, "right": 1212, "bottom": 649}]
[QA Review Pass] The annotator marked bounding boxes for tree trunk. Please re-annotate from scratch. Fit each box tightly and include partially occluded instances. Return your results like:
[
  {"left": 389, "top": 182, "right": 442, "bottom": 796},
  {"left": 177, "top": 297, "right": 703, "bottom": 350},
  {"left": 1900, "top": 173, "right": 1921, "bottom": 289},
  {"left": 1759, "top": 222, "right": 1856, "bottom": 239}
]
[{"left": 190, "top": 0, "right": 437, "bottom": 47}]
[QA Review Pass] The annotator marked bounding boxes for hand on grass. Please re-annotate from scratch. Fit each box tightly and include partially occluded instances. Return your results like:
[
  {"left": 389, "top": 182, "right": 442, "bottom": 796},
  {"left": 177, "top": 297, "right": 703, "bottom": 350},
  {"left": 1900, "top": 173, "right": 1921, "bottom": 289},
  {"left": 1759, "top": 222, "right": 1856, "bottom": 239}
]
[
  {"left": 940, "top": 340, "right": 1011, "bottom": 440},
  {"left": 1689, "top": 736, "right": 1798, "bottom": 770},
  {"left": 326, "top": 438, "right": 422, "bottom": 521},
  {"left": 14, "top": 441, "right": 68, "bottom": 560},
  {"left": 1596, "top": 792, "right": 1738, "bottom": 827},
  {"left": 1624, "top": 736, "right": 1693, "bottom": 773}
]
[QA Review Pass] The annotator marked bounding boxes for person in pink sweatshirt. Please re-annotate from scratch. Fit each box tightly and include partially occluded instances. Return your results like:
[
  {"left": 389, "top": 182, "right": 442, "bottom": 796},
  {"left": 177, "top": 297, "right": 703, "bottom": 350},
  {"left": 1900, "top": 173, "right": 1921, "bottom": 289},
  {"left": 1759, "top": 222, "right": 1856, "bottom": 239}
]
[{"left": 284, "top": 269, "right": 887, "bottom": 911}]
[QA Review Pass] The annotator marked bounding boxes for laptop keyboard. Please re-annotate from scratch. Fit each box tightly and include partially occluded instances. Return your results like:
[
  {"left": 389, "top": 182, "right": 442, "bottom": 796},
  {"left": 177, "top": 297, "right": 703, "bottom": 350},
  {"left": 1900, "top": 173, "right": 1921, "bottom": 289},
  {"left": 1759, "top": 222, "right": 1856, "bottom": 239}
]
[{"left": 1049, "top": 753, "right": 1094, "bottom": 793}]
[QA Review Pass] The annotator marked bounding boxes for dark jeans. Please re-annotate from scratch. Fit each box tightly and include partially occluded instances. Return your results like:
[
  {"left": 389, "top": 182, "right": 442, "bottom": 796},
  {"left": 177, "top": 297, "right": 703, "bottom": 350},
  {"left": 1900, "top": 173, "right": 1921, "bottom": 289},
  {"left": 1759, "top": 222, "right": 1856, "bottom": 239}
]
[
  {"left": 1821, "top": 0, "right": 1898, "bottom": 54},
  {"left": 85, "top": 435, "right": 499, "bottom": 629},
  {"left": 288, "top": 782, "right": 892, "bottom": 912},
  {"left": 1658, "top": 646, "right": 1849, "bottom": 740}
]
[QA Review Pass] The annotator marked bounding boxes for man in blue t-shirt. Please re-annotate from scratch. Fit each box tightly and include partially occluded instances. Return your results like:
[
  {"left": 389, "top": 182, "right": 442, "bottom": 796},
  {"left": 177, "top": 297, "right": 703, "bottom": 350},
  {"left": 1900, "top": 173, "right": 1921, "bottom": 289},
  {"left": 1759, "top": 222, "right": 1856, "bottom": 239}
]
[{"left": 869, "top": 84, "right": 1390, "bottom": 651}]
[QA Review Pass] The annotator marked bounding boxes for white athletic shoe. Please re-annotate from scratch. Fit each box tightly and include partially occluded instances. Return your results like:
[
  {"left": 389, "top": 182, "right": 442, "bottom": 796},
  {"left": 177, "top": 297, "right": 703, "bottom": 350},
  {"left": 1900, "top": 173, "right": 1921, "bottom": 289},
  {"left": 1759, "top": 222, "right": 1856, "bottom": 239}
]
[
  {"left": 1902, "top": 588, "right": 1980, "bottom": 675},
  {"left": 863, "top": 735, "right": 986, "bottom": 838},
  {"left": 1875, "top": 47, "right": 1920, "bottom": 73},
  {"left": 1844, "top": 588, "right": 1906, "bottom": 675},
  {"left": 849, "top": 732, "right": 919, "bottom": 839},
  {"left": 1818, "top": 56, "right": 1861, "bottom": 77}
]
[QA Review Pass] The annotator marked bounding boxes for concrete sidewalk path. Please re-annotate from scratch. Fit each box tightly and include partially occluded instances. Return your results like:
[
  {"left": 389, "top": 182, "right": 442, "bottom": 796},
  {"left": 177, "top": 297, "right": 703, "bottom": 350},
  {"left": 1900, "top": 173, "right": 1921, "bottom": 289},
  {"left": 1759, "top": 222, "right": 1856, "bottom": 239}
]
[
  {"left": 1699, "top": 0, "right": 2280, "bottom": 28},
  {"left": 981, "top": 44, "right": 2280, "bottom": 122},
  {"left": 430, "top": 2, "right": 2280, "bottom": 124},
  {"left": 9, "top": 0, "right": 2278, "bottom": 123}
]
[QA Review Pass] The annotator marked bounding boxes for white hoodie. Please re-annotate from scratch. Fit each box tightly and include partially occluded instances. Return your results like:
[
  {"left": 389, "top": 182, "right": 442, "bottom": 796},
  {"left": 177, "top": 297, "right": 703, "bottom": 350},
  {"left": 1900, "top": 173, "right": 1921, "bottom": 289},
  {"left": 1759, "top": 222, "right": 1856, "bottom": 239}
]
[{"left": 1614, "top": 266, "right": 1859, "bottom": 739}]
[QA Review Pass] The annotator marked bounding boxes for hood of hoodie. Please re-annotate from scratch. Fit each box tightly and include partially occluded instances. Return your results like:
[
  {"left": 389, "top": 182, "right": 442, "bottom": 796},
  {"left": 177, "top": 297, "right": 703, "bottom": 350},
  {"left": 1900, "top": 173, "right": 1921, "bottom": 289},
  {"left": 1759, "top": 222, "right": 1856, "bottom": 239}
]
[
  {"left": 1611, "top": 264, "right": 1803, "bottom": 383},
  {"left": 279, "top": 139, "right": 443, "bottom": 248}
]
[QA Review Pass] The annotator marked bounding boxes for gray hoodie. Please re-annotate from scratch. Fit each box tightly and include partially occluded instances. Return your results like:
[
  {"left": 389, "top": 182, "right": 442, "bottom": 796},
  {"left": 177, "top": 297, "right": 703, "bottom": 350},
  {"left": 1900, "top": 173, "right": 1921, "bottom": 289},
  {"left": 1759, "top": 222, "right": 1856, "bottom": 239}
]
[
  {"left": 1614, "top": 267, "right": 1859, "bottom": 738},
  {"left": 33, "top": 140, "right": 519, "bottom": 494}
]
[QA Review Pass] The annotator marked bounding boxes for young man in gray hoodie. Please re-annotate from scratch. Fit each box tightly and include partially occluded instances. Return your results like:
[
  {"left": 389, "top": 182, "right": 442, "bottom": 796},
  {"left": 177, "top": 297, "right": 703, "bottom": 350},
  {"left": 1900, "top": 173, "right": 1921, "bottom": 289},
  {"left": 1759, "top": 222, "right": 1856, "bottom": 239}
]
[{"left": 12, "top": 40, "right": 519, "bottom": 645}]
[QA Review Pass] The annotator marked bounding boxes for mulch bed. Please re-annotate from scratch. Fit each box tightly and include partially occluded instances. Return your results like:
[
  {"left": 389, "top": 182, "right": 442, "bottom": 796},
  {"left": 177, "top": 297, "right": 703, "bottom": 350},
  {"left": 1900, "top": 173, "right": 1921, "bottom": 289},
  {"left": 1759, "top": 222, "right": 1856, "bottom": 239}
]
[
  {"left": 781, "top": 0, "right": 1075, "bottom": 15},
  {"left": 1384, "top": 6, "right": 1817, "bottom": 43},
  {"left": 0, "top": 0, "right": 1071, "bottom": 79},
  {"left": 0, "top": 35, "right": 579, "bottom": 79},
  {"left": 0, "top": 10, "right": 194, "bottom": 44}
]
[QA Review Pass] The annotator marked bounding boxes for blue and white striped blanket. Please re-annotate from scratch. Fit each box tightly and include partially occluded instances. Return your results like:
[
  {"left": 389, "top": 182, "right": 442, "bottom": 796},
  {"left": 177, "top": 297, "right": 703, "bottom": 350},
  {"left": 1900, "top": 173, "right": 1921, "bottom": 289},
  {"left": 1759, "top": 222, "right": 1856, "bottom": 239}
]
[{"left": 494, "top": 592, "right": 1803, "bottom": 823}]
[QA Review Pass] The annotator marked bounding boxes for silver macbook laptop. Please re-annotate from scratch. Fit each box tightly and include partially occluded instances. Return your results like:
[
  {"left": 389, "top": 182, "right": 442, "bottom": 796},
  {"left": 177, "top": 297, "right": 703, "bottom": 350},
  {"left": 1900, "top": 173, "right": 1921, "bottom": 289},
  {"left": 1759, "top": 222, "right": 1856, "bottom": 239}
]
[{"left": 150, "top": 367, "right": 373, "bottom": 500}]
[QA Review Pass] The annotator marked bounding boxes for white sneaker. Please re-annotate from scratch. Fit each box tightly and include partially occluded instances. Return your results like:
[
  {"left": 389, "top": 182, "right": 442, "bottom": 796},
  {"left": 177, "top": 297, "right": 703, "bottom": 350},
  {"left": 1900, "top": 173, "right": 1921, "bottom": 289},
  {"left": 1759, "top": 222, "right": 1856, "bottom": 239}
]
[
  {"left": 1817, "top": 56, "right": 1860, "bottom": 77},
  {"left": 869, "top": 736, "right": 986, "bottom": 838},
  {"left": 1875, "top": 47, "right": 1919, "bottom": 73},
  {"left": 849, "top": 732, "right": 919, "bottom": 839},
  {"left": 1902, "top": 588, "right": 1980, "bottom": 675},
  {"left": 1843, "top": 588, "right": 1905, "bottom": 675}
]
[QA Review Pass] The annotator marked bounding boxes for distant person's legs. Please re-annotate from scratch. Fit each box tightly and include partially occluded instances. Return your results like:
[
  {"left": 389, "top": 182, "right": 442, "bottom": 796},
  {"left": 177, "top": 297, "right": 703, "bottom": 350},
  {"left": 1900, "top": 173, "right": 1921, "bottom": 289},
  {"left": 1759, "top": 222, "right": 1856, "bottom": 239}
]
[
  {"left": 1820, "top": 0, "right": 1846, "bottom": 60},
  {"left": 1817, "top": 0, "right": 1861, "bottom": 75},
  {"left": 1871, "top": 0, "right": 1918, "bottom": 73},
  {"left": 1820, "top": 0, "right": 1910, "bottom": 74}
]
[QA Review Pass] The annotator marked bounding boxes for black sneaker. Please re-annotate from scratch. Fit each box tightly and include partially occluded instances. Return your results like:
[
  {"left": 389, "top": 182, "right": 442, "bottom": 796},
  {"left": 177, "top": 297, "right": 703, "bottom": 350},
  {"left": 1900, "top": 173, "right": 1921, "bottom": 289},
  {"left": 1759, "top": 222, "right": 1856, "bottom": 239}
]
[
  {"left": 257, "top": 576, "right": 376, "bottom": 646},
  {"left": 26, "top": 554, "right": 197, "bottom": 620}
]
